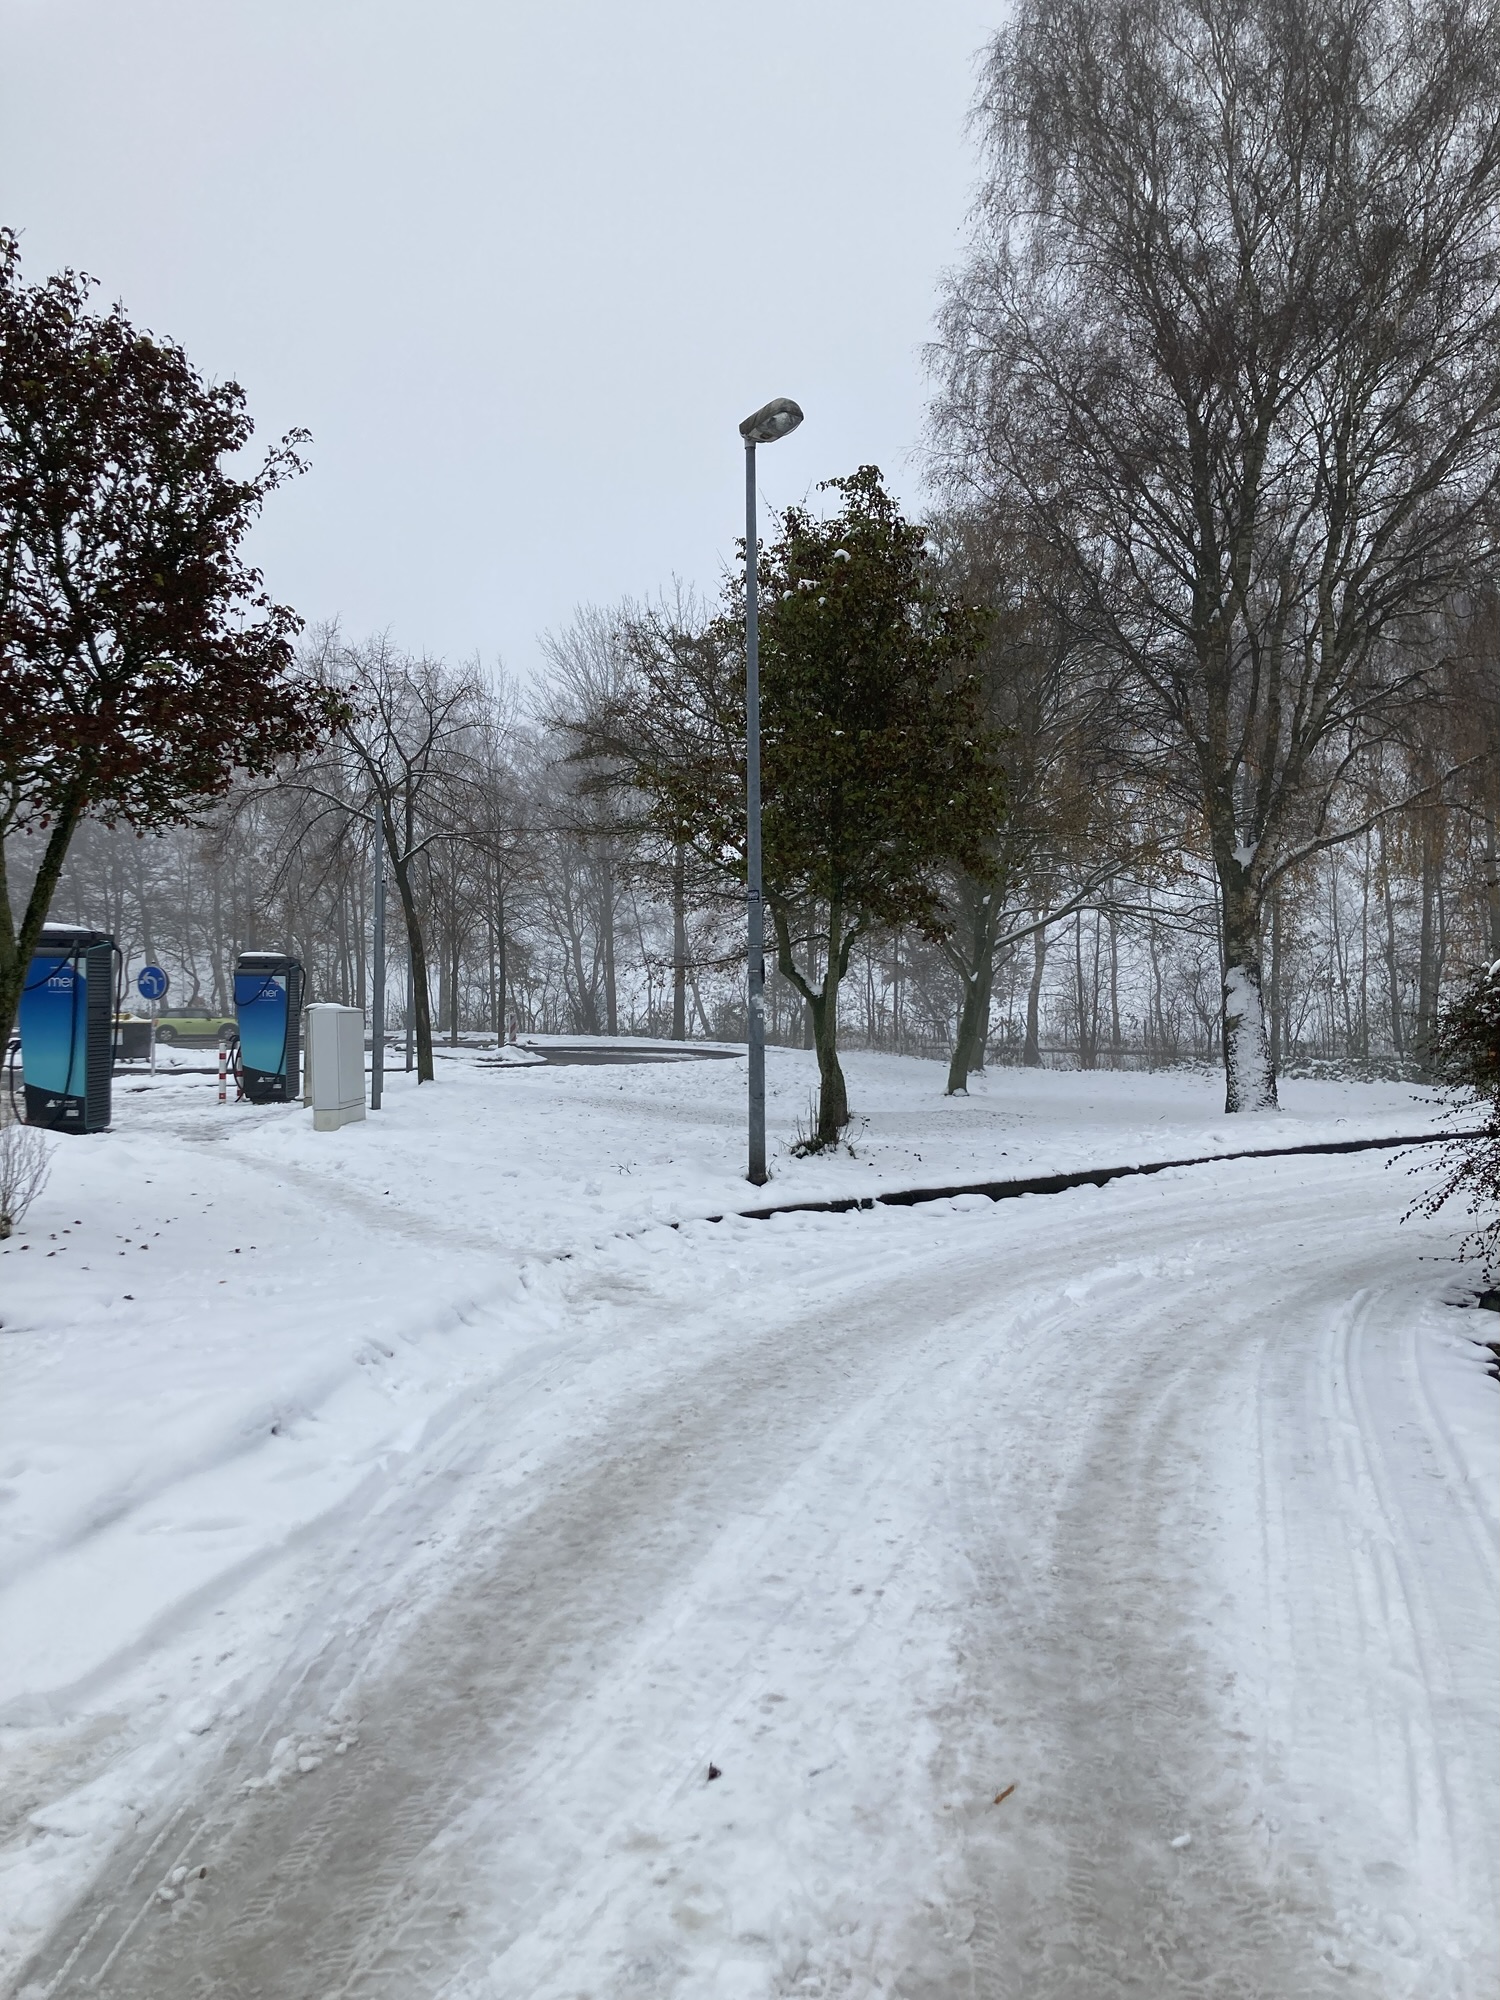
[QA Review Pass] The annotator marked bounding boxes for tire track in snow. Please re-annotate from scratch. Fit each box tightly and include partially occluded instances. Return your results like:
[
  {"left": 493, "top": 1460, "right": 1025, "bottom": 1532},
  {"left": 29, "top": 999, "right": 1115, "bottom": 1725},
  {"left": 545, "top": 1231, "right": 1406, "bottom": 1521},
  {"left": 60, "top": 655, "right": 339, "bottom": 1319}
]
[
  {"left": 14, "top": 1159, "right": 1496, "bottom": 1999},
  {"left": 16, "top": 1222, "right": 1006, "bottom": 1998},
  {"left": 1237, "top": 1205, "right": 1497, "bottom": 1996},
  {"left": 1317, "top": 1287, "right": 1498, "bottom": 1985},
  {"left": 1333, "top": 1296, "right": 1460, "bottom": 1870},
  {"left": 931, "top": 1161, "right": 1496, "bottom": 2000},
  {"left": 951, "top": 1222, "right": 1339, "bottom": 2000}
]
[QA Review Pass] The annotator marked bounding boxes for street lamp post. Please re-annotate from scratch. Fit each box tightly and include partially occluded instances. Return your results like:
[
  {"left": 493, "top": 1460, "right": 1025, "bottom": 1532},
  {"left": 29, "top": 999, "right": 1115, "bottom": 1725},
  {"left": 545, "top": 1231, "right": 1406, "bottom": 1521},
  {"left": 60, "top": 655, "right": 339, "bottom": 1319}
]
[{"left": 737, "top": 396, "right": 804, "bottom": 1185}]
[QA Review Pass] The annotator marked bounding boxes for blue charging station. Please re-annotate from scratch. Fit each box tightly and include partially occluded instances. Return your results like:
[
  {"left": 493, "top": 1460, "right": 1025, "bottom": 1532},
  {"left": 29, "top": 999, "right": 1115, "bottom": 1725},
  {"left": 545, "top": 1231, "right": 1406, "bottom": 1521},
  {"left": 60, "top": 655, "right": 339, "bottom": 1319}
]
[
  {"left": 234, "top": 952, "right": 303, "bottom": 1103},
  {"left": 20, "top": 926, "right": 116, "bottom": 1132}
]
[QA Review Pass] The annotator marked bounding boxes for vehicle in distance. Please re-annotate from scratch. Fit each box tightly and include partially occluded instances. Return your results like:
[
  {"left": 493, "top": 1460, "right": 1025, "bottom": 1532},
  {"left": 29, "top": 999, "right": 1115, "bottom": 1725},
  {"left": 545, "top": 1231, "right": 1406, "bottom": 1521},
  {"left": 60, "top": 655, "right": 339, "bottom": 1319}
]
[{"left": 145, "top": 1006, "right": 239, "bottom": 1046}]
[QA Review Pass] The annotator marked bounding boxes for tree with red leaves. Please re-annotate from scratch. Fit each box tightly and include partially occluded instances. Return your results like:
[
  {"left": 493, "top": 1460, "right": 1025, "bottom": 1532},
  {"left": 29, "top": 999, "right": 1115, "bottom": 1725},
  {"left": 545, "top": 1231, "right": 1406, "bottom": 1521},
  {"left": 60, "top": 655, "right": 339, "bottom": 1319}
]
[{"left": 0, "top": 231, "right": 343, "bottom": 1054}]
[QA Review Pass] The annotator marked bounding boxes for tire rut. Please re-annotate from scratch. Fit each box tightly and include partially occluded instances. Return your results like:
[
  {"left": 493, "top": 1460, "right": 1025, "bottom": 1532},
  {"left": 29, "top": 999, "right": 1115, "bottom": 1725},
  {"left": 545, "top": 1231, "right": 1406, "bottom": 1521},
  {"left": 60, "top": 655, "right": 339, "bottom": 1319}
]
[
  {"left": 16, "top": 1230, "right": 1001, "bottom": 1998},
  {"left": 18, "top": 1164, "right": 1494, "bottom": 2000},
  {"left": 947, "top": 1185, "right": 1377, "bottom": 2000}
]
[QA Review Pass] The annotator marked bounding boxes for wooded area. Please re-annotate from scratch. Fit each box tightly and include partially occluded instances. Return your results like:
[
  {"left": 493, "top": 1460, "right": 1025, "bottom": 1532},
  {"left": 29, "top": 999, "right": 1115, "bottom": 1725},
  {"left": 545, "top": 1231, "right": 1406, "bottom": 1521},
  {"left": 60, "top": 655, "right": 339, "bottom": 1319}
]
[
  {"left": 9, "top": 595, "right": 1494, "bottom": 1087},
  {"left": 5, "top": 0, "right": 1499, "bottom": 1125}
]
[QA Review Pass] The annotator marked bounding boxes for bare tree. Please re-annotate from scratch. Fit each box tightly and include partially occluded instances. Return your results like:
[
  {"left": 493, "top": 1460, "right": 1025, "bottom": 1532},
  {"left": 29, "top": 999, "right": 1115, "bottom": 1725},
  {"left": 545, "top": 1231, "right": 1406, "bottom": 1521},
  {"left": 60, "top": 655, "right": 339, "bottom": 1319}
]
[
  {"left": 931, "top": 505, "right": 1153, "bottom": 1091},
  {"left": 298, "top": 635, "right": 483, "bottom": 1081},
  {"left": 456, "top": 678, "right": 531, "bottom": 1041},
  {"left": 541, "top": 602, "right": 687, "bottom": 1038},
  {"left": 934, "top": 0, "right": 1500, "bottom": 1110},
  {"left": 0, "top": 1115, "right": 49, "bottom": 1238}
]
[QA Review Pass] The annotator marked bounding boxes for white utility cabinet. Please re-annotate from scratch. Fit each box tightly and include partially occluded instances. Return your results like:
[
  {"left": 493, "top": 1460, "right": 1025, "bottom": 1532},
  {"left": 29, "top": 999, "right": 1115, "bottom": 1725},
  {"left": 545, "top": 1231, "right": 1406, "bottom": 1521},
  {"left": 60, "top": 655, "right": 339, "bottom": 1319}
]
[{"left": 304, "top": 1003, "right": 367, "bottom": 1131}]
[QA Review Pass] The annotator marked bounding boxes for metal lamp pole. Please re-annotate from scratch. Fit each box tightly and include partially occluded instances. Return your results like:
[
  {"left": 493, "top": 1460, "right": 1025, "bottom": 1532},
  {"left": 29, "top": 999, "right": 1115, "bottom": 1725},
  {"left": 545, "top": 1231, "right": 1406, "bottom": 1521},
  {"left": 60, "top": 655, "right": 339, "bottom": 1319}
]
[{"left": 737, "top": 396, "right": 804, "bottom": 1185}]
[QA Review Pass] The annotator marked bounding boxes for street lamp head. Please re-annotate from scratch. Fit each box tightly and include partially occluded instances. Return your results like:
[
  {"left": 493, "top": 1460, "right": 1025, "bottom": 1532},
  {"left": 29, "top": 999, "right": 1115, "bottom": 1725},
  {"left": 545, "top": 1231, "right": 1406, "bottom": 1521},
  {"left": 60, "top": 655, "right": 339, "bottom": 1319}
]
[{"left": 739, "top": 397, "right": 804, "bottom": 446}]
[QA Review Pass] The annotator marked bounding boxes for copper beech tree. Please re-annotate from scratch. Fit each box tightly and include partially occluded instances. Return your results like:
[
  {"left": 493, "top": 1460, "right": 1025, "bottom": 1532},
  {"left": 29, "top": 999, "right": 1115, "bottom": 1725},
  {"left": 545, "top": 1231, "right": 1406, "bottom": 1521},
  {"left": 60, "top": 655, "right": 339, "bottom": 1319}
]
[{"left": 0, "top": 233, "right": 341, "bottom": 1051}]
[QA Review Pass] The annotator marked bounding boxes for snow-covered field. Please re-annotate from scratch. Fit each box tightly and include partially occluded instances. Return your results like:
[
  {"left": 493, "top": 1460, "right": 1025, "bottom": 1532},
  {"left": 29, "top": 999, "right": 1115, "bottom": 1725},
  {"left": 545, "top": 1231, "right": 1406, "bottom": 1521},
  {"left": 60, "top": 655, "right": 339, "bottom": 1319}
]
[{"left": 1, "top": 1048, "right": 1495, "bottom": 1997}]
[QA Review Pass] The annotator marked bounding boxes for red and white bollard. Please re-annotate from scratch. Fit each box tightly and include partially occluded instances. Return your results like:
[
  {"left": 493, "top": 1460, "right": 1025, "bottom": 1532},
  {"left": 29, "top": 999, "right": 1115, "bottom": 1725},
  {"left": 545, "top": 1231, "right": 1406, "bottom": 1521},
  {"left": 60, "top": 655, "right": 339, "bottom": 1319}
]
[{"left": 218, "top": 1046, "right": 228, "bottom": 1104}]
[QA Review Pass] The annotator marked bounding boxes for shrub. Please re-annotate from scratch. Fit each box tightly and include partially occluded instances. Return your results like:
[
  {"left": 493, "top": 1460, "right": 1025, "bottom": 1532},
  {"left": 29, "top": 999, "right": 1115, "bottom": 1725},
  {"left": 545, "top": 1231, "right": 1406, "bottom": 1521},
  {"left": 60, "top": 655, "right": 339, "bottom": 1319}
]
[
  {"left": 1412, "top": 960, "right": 1500, "bottom": 1274},
  {"left": 0, "top": 1117, "right": 51, "bottom": 1239}
]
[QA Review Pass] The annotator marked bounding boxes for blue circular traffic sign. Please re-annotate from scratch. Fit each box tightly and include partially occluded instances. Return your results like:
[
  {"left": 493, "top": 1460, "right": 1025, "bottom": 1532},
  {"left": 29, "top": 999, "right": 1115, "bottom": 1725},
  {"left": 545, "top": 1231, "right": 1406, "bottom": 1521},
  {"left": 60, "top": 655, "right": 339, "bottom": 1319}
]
[{"left": 137, "top": 964, "right": 169, "bottom": 1001}]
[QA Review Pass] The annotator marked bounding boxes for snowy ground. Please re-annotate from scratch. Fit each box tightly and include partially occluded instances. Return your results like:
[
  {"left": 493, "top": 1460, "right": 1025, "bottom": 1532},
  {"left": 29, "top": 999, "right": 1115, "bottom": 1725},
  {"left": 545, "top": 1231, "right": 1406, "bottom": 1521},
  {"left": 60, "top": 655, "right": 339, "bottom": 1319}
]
[{"left": 0, "top": 1048, "right": 1494, "bottom": 1998}]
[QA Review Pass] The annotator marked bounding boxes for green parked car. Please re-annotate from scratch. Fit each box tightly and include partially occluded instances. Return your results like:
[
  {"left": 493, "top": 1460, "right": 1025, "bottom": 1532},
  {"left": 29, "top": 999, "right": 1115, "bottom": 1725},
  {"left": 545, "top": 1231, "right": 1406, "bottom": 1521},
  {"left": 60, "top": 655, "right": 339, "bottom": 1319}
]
[{"left": 151, "top": 1006, "right": 239, "bottom": 1046}]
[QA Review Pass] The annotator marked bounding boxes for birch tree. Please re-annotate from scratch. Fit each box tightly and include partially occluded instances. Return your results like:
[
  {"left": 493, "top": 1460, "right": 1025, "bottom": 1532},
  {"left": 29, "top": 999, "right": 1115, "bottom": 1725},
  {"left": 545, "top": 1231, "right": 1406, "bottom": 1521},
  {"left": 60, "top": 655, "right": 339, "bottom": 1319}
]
[{"left": 933, "top": 0, "right": 1500, "bottom": 1110}]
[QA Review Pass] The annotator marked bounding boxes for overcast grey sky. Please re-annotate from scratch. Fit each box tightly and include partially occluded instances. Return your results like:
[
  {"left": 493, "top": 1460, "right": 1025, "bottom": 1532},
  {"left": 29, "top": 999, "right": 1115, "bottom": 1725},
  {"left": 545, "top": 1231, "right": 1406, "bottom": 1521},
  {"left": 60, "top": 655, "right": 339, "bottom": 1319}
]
[{"left": 1, "top": 1, "right": 1001, "bottom": 678}]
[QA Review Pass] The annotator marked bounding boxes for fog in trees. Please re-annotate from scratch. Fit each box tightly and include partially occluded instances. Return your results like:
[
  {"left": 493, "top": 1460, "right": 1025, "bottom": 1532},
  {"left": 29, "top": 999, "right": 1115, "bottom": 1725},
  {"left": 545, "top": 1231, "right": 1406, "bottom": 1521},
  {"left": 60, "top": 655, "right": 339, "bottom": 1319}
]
[{"left": 6, "top": 1, "right": 1499, "bottom": 1141}]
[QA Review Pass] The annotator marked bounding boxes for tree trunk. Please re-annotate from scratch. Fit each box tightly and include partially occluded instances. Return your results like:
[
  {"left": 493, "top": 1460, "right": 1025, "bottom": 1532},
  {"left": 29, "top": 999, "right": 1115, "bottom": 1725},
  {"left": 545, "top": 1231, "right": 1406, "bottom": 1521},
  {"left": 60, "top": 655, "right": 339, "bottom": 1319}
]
[
  {"left": 1357, "top": 837, "right": 1371, "bottom": 1061},
  {"left": 946, "top": 966, "right": 994, "bottom": 1094},
  {"left": 771, "top": 899, "right": 852, "bottom": 1148},
  {"left": 1268, "top": 886, "right": 1283, "bottom": 1067},
  {"left": 337, "top": 891, "right": 352, "bottom": 1007},
  {"left": 948, "top": 974, "right": 984, "bottom": 1093},
  {"left": 1147, "top": 912, "right": 1170, "bottom": 1063},
  {"left": 687, "top": 964, "right": 713, "bottom": 1039},
  {"left": 410, "top": 928, "right": 434, "bottom": 1078},
  {"left": 0, "top": 788, "right": 88, "bottom": 1059},
  {"left": 1023, "top": 924, "right": 1047, "bottom": 1066},
  {"left": 211, "top": 868, "right": 229, "bottom": 1013},
  {"left": 1378, "top": 825, "right": 1404, "bottom": 1056},
  {"left": 495, "top": 880, "right": 508, "bottom": 1039},
  {"left": 388, "top": 858, "right": 435, "bottom": 1081},
  {"left": 892, "top": 931, "right": 903, "bottom": 1054},
  {"left": 808, "top": 978, "right": 850, "bottom": 1146},
  {"left": 1220, "top": 866, "right": 1277, "bottom": 1112},
  {"left": 945, "top": 890, "right": 999, "bottom": 1094},
  {"left": 1416, "top": 811, "right": 1441, "bottom": 1065},
  {"left": 601, "top": 851, "right": 618, "bottom": 1036},
  {"left": 563, "top": 889, "right": 599, "bottom": 1034},
  {"left": 671, "top": 841, "right": 687, "bottom": 1041},
  {"left": 1074, "top": 913, "right": 1098, "bottom": 1070}
]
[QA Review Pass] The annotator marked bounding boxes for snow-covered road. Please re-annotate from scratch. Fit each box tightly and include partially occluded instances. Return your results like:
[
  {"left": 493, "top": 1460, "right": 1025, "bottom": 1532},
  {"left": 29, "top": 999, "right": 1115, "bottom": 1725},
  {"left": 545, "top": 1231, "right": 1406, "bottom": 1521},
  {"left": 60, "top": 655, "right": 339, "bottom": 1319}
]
[{"left": 9, "top": 1117, "right": 1496, "bottom": 1998}]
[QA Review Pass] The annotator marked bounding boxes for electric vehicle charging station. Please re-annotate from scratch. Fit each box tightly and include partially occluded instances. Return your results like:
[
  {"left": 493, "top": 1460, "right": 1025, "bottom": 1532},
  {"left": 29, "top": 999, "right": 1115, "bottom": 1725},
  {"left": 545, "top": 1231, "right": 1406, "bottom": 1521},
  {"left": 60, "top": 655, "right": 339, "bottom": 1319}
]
[
  {"left": 234, "top": 952, "right": 302, "bottom": 1103},
  {"left": 19, "top": 925, "right": 116, "bottom": 1132}
]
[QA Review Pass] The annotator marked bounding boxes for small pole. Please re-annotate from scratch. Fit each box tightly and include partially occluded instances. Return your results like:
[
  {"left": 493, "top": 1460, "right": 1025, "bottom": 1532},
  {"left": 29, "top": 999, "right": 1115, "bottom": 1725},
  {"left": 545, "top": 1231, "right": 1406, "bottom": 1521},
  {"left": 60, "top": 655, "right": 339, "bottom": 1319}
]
[
  {"left": 218, "top": 1044, "right": 227, "bottom": 1104},
  {"left": 150, "top": 1001, "right": 158, "bottom": 1075},
  {"left": 745, "top": 439, "right": 767, "bottom": 1186},
  {"left": 371, "top": 842, "right": 386, "bottom": 1110}
]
